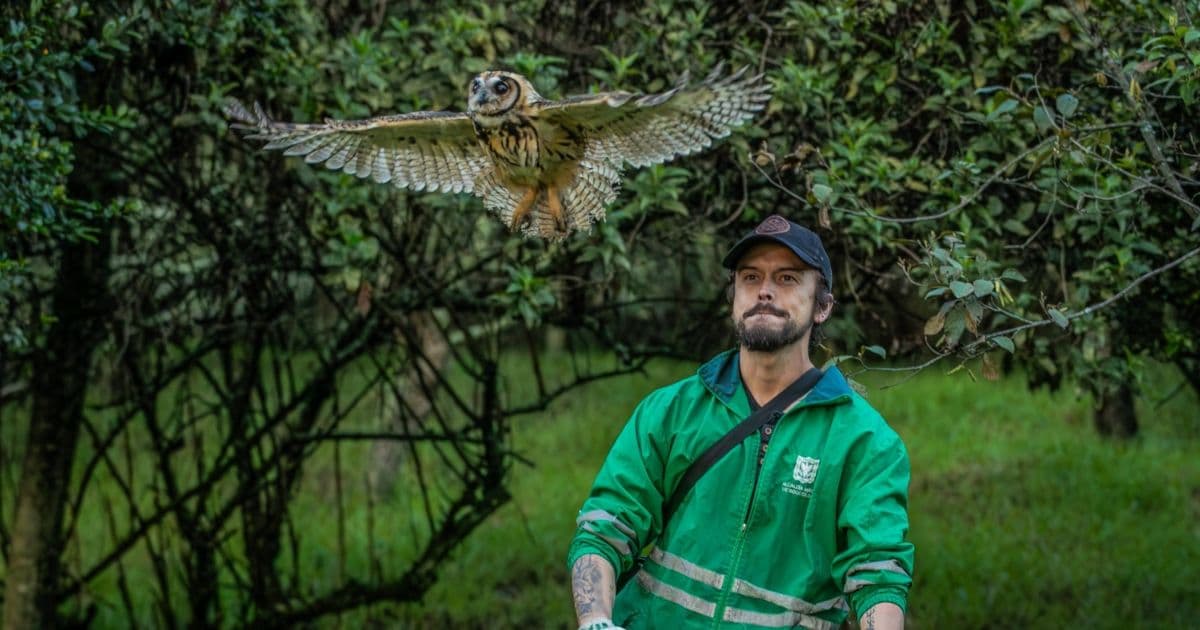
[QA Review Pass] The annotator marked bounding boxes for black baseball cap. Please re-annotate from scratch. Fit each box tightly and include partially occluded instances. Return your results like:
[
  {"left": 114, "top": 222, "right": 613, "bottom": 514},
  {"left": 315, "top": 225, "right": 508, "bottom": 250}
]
[{"left": 722, "top": 215, "right": 834, "bottom": 289}]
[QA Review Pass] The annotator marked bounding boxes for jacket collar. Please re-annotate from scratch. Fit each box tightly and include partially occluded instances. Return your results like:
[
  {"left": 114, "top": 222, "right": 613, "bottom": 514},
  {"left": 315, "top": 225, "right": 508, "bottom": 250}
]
[{"left": 698, "top": 348, "right": 853, "bottom": 410}]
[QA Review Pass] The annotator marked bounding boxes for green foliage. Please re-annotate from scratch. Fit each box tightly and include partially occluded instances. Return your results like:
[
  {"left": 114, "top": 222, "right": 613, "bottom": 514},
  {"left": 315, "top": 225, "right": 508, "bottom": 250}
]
[
  {"left": 0, "top": 4, "right": 138, "bottom": 348},
  {"left": 0, "top": 6, "right": 134, "bottom": 241},
  {"left": 759, "top": 1, "right": 1200, "bottom": 401}
]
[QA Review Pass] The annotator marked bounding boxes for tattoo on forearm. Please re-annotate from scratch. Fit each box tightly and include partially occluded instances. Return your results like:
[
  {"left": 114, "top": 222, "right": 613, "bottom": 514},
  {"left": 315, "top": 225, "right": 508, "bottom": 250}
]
[
  {"left": 861, "top": 608, "right": 876, "bottom": 630},
  {"left": 571, "top": 556, "right": 604, "bottom": 617}
]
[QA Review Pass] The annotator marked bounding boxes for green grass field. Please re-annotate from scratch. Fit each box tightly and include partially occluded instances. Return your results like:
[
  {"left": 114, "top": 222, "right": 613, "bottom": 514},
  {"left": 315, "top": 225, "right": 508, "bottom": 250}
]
[{"left": 387, "top": 357, "right": 1200, "bottom": 629}]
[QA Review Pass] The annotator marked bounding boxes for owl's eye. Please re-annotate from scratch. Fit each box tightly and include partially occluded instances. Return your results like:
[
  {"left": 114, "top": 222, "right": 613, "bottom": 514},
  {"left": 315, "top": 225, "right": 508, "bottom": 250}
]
[
  {"left": 495, "top": 81, "right": 509, "bottom": 95},
  {"left": 471, "top": 78, "right": 482, "bottom": 93}
]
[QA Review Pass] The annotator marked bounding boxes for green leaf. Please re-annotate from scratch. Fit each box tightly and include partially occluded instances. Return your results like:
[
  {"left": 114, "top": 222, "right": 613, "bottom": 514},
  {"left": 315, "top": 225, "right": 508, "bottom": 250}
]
[
  {"left": 987, "top": 98, "right": 1018, "bottom": 122},
  {"left": 944, "top": 306, "right": 966, "bottom": 347},
  {"left": 1185, "top": 29, "right": 1200, "bottom": 45},
  {"left": 991, "top": 336, "right": 1015, "bottom": 353},
  {"left": 1003, "top": 219, "right": 1031, "bottom": 236},
  {"left": 1132, "top": 240, "right": 1163, "bottom": 256},
  {"left": 925, "top": 287, "right": 948, "bottom": 299},
  {"left": 1055, "top": 93, "right": 1079, "bottom": 119},
  {"left": 1001, "top": 269, "right": 1027, "bottom": 282},
  {"left": 1045, "top": 5, "right": 1072, "bottom": 21},
  {"left": 964, "top": 299, "right": 983, "bottom": 333},
  {"left": 864, "top": 345, "right": 886, "bottom": 358},
  {"left": 950, "top": 280, "right": 974, "bottom": 298},
  {"left": 812, "top": 183, "right": 832, "bottom": 202},
  {"left": 1048, "top": 308, "right": 1069, "bottom": 329},
  {"left": 1033, "top": 106, "right": 1054, "bottom": 132},
  {"left": 973, "top": 279, "right": 994, "bottom": 297}
]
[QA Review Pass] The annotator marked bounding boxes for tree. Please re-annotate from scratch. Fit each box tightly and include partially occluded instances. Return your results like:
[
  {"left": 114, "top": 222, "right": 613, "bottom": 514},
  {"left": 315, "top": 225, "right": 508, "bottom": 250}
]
[
  {"left": 752, "top": 0, "right": 1199, "bottom": 435},
  {"left": 0, "top": 1, "right": 730, "bottom": 626},
  {"left": 1, "top": 6, "right": 136, "bottom": 627}
]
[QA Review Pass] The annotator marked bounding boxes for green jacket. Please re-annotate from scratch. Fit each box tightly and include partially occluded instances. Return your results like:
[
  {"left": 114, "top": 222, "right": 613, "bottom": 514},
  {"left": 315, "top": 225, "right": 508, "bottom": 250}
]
[{"left": 567, "top": 350, "right": 913, "bottom": 629}]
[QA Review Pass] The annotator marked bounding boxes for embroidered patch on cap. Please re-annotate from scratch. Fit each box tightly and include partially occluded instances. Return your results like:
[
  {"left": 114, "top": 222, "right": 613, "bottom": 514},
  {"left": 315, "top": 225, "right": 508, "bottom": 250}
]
[{"left": 755, "top": 215, "right": 791, "bottom": 235}]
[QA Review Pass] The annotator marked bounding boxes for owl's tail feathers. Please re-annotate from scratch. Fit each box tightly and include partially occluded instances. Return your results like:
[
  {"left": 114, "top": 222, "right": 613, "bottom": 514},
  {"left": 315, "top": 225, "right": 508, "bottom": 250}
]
[
  {"left": 476, "top": 175, "right": 528, "bottom": 234},
  {"left": 476, "top": 160, "right": 621, "bottom": 240},
  {"left": 525, "top": 159, "right": 621, "bottom": 240},
  {"left": 558, "top": 159, "right": 621, "bottom": 232}
]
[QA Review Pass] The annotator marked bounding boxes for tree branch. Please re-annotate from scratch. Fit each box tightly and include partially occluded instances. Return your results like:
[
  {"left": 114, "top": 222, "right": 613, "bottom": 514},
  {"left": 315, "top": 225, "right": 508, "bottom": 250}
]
[{"left": 967, "top": 244, "right": 1200, "bottom": 350}]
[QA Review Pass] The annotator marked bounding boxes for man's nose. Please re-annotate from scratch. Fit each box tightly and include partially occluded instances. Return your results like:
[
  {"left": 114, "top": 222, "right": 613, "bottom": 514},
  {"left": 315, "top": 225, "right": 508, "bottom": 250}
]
[{"left": 758, "top": 281, "right": 776, "bottom": 300}]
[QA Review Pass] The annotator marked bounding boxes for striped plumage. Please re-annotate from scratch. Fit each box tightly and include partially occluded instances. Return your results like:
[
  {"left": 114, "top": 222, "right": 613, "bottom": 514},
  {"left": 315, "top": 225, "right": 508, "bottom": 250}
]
[{"left": 225, "top": 64, "right": 771, "bottom": 239}]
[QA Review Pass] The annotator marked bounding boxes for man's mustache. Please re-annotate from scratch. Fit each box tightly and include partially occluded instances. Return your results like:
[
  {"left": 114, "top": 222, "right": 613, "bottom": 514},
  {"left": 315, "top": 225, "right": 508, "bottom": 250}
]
[{"left": 743, "top": 304, "right": 788, "bottom": 320}]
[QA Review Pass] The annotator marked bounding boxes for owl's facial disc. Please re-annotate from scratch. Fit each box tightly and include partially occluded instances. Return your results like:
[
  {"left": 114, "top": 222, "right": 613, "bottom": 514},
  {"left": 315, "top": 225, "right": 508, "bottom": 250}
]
[{"left": 468, "top": 72, "right": 521, "bottom": 116}]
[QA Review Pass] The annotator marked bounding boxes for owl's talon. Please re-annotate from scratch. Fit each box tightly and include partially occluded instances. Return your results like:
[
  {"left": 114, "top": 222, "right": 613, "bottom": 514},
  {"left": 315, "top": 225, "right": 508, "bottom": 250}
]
[
  {"left": 509, "top": 187, "right": 539, "bottom": 231},
  {"left": 546, "top": 185, "right": 567, "bottom": 234}
]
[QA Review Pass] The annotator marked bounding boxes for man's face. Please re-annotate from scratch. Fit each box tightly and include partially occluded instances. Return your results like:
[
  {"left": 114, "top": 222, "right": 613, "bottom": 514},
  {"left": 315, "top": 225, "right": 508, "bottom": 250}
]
[{"left": 731, "top": 243, "right": 830, "bottom": 353}]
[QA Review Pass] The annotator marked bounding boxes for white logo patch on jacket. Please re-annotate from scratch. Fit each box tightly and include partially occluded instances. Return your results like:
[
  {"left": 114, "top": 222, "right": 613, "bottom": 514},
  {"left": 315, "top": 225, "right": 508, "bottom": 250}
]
[{"left": 782, "top": 455, "right": 820, "bottom": 498}]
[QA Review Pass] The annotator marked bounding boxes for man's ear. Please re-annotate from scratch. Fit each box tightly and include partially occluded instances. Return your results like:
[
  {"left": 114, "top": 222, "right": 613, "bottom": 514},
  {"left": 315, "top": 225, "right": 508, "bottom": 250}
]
[{"left": 814, "top": 292, "right": 834, "bottom": 324}]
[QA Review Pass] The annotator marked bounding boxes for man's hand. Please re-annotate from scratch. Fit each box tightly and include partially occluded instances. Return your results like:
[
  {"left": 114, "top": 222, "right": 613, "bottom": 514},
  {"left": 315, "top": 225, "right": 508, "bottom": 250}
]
[
  {"left": 571, "top": 554, "right": 618, "bottom": 628},
  {"left": 859, "top": 602, "right": 904, "bottom": 630}
]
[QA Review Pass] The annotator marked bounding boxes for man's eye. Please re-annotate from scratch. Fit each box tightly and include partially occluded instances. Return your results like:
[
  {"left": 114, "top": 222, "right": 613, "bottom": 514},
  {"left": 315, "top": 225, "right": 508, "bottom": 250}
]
[{"left": 780, "top": 274, "right": 798, "bottom": 284}]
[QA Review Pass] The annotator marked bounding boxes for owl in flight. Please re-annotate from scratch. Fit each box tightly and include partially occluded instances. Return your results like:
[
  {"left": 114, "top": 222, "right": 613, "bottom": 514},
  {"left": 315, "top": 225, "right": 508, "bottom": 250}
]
[{"left": 225, "top": 64, "right": 770, "bottom": 239}]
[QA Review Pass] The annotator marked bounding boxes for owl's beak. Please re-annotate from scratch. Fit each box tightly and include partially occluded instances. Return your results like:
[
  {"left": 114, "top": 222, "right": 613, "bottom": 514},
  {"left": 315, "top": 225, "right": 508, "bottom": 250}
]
[{"left": 471, "top": 92, "right": 491, "bottom": 109}]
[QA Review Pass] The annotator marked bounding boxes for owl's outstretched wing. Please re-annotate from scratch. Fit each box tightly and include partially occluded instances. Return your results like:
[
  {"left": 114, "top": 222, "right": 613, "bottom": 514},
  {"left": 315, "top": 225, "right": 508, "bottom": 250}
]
[
  {"left": 224, "top": 99, "right": 490, "bottom": 193},
  {"left": 539, "top": 63, "right": 771, "bottom": 168}
]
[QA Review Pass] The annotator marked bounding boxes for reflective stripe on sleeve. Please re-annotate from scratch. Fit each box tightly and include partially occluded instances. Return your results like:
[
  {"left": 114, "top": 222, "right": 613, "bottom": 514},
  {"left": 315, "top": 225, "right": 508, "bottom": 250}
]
[
  {"left": 843, "top": 559, "right": 910, "bottom": 593},
  {"left": 576, "top": 509, "right": 637, "bottom": 556},
  {"left": 576, "top": 509, "right": 636, "bottom": 539},
  {"left": 581, "top": 522, "right": 632, "bottom": 556}
]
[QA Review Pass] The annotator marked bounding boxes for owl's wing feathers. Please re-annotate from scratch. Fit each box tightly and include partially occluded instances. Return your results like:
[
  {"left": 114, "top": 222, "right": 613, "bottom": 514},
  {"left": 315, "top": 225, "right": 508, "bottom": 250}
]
[
  {"left": 541, "top": 63, "right": 772, "bottom": 168},
  {"left": 224, "top": 98, "right": 490, "bottom": 194}
]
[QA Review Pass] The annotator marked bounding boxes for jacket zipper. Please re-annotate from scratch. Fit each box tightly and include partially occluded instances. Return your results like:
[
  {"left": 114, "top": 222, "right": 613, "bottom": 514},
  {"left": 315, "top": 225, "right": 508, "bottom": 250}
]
[
  {"left": 741, "top": 411, "right": 782, "bottom": 524},
  {"left": 713, "top": 410, "right": 782, "bottom": 627},
  {"left": 713, "top": 464, "right": 754, "bottom": 628}
]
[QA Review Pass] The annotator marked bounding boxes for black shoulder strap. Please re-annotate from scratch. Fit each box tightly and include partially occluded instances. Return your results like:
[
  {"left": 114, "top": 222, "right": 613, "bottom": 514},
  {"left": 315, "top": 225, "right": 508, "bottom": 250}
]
[{"left": 660, "top": 367, "right": 823, "bottom": 528}]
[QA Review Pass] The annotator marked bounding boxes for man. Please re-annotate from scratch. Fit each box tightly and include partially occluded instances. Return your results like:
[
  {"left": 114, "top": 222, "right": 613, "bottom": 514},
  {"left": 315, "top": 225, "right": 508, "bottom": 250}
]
[{"left": 567, "top": 215, "right": 913, "bottom": 630}]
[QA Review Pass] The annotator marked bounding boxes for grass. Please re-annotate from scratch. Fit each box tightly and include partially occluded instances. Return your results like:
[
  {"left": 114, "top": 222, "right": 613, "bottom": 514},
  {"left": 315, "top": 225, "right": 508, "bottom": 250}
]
[{"left": 864, "top": 362, "right": 1200, "bottom": 629}]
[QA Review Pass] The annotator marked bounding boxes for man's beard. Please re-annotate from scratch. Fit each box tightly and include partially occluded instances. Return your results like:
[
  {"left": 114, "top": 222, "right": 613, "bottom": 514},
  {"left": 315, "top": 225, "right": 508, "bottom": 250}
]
[{"left": 735, "top": 304, "right": 813, "bottom": 352}]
